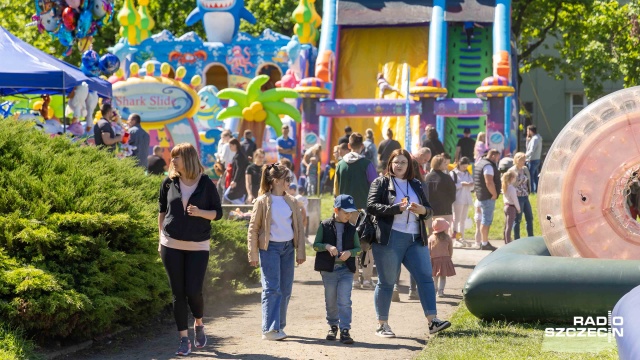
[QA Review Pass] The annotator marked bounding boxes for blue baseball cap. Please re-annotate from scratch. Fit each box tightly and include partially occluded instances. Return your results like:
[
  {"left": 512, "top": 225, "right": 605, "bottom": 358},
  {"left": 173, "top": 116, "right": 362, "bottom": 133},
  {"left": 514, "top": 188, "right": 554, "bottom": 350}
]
[{"left": 334, "top": 194, "right": 358, "bottom": 212}]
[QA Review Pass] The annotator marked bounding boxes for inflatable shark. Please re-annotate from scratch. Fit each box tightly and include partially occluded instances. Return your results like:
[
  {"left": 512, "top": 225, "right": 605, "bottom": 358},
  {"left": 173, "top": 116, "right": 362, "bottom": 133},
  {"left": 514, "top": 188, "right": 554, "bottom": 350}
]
[{"left": 185, "top": 0, "right": 256, "bottom": 44}]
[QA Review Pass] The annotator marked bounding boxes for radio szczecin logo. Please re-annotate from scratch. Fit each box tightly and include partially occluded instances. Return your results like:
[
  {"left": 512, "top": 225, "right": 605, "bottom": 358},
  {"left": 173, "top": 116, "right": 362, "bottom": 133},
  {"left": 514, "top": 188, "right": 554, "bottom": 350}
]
[{"left": 545, "top": 312, "right": 623, "bottom": 342}]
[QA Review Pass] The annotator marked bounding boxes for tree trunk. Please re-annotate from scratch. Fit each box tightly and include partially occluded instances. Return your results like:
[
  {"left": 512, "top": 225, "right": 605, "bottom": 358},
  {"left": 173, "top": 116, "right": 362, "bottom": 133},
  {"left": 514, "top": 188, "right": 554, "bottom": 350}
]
[{"left": 239, "top": 120, "right": 265, "bottom": 148}]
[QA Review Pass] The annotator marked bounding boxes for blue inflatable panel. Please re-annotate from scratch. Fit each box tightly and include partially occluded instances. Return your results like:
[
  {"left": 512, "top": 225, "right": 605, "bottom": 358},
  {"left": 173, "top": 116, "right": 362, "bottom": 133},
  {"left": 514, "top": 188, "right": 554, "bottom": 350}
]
[{"left": 613, "top": 285, "right": 640, "bottom": 360}]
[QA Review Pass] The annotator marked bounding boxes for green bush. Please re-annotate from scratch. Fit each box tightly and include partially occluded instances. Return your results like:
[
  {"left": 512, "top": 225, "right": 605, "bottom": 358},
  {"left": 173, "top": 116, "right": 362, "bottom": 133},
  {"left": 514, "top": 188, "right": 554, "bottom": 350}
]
[
  {"left": 0, "top": 120, "right": 254, "bottom": 351},
  {"left": 0, "top": 325, "right": 38, "bottom": 360},
  {"left": 207, "top": 220, "right": 260, "bottom": 292},
  {"left": 0, "top": 120, "right": 169, "bottom": 341}
]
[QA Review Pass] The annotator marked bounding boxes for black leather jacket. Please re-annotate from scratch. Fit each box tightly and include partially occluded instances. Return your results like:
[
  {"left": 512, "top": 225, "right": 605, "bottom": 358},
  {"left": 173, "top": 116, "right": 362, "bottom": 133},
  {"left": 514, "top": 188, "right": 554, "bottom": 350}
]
[{"left": 366, "top": 175, "right": 433, "bottom": 246}]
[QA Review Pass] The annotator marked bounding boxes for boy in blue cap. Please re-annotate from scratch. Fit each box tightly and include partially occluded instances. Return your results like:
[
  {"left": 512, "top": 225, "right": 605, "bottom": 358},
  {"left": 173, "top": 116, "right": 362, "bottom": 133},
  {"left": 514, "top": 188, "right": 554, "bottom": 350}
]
[{"left": 313, "top": 194, "right": 362, "bottom": 344}]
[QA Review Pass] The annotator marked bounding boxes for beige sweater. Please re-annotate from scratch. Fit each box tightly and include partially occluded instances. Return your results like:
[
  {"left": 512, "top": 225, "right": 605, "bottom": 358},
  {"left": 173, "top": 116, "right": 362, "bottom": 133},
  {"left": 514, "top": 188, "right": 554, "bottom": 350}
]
[{"left": 247, "top": 192, "right": 306, "bottom": 263}]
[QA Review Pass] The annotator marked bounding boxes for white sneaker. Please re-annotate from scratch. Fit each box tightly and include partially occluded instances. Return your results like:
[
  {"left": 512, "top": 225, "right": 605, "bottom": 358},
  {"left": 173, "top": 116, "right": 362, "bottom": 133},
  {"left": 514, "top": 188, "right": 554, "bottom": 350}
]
[
  {"left": 262, "top": 330, "right": 286, "bottom": 341},
  {"left": 437, "top": 290, "right": 445, "bottom": 297},
  {"left": 375, "top": 323, "right": 396, "bottom": 338},
  {"left": 353, "top": 280, "right": 360, "bottom": 289},
  {"left": 362, "top": 280, "right": 373, "bottom": 290},
  {"left": 454, "top": 240, "right": 465, "bottom": 248}
]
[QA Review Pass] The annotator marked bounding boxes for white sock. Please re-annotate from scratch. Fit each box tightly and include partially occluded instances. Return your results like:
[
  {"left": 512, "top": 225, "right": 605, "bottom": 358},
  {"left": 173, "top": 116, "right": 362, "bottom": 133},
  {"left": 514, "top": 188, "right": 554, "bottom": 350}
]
[{"left": 482, "top": 242, "right": 488, "bottom": 245}]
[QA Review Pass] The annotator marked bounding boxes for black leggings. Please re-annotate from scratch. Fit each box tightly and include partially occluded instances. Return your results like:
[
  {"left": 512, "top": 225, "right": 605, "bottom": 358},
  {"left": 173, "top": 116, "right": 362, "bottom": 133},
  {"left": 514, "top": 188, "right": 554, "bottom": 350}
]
[{"left": 160, "top": 245, "right": 210, "bottom": 331}]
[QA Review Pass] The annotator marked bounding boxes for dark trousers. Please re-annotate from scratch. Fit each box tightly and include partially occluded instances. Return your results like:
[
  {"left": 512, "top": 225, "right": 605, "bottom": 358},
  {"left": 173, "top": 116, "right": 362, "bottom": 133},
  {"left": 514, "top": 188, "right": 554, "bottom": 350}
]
[
  {"left": 503, "top": 205, "right": 517, "bottom": 244},
  {"left": 160, "top": 245, "right": 210, "bottom": 331},
  {"left": 514, "top": 196, "right": 534, "bottom": 239}
]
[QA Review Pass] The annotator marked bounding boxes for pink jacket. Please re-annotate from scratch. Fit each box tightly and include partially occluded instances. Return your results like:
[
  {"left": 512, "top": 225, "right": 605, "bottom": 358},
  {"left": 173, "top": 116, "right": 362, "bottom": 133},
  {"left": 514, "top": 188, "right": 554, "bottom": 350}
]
[{"left": 428, "top": 234, "right": 453, "bottom": 258}]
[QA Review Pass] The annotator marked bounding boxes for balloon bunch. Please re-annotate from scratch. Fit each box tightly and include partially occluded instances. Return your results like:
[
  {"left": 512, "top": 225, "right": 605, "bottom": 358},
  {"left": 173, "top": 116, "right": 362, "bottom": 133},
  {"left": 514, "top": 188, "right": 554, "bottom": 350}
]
[
  {"left": 32, "top": 0, "right": 114, "bottom": 56},
  {"left": 81, "top": 49, "right": 120, "bottom": 77}
]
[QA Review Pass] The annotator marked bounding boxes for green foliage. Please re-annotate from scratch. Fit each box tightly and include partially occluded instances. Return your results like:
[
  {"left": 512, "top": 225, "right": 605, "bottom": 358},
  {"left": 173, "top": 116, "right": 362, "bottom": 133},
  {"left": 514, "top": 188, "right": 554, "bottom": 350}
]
[
  {"left": 0, "top": 120, "right": 255, "bottom": 358},
  {"left": 0, "top": 0, "right": 118, "bottom": 66},
  {"left": 241, "top": 0, "right": 299, "bottom": 37},
  {"left": 207, "top": 221, "right": 259, "bottom": 292},
  {"left": 515, "top": 0, "right": 640, "bottom": 99},
  {"left": 418, "top": 303, "right": 618, "bottom": 359},
  {"left": 0, "top": 119, "right": 169, "bottom": 341},
  {"left": 0, "top": 325, "right": 38, "bottom": 360}
]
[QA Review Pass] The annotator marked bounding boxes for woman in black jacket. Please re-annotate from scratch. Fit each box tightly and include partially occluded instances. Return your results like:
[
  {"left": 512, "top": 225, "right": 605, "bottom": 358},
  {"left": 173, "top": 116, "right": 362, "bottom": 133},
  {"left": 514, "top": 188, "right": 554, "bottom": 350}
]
[
  {"left": 367, "top": 149, "right": 451, "bottom": 338},
  {"left": 224, "top": 138, "right": 249, "bottom": 204},
  {"left": 424, "top": 154, "right": 457, "bottom": 232},
  {"left": 158, "top": 143, "right": 223, "bottom": 355}
]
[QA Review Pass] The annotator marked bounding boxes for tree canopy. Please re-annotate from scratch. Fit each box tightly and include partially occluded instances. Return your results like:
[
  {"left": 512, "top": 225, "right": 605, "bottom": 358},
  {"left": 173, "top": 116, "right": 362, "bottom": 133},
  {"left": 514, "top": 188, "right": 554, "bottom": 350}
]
[
  {"left": 1, "top": 0, "right": 637, "bottom": 100},
  {"left": 514, "top": 0, "right": 639, "bottom": 99}
]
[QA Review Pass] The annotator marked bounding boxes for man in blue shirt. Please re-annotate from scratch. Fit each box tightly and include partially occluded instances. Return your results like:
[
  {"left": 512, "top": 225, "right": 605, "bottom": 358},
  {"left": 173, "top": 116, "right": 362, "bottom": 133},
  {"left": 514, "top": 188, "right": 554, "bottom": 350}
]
[{"left": 277, "top": 124, "right": 296, "bottom": 162}]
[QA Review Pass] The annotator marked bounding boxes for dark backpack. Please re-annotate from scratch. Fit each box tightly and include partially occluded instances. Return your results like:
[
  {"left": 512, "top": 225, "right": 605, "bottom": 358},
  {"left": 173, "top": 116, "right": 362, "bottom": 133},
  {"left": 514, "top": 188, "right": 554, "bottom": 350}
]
[{"left": 355, "top": 210, "right": 377, "bottom": 251}]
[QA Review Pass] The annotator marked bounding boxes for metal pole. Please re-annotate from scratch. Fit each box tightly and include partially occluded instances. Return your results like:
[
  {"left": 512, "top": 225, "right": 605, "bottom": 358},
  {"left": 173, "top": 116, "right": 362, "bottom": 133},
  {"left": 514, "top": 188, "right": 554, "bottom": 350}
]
[
  {"left": 62, "top": 74, "right": 66, "bottom": 134},
  {"left": 405, "top": 65, "right": 411, "bottom": 151}
]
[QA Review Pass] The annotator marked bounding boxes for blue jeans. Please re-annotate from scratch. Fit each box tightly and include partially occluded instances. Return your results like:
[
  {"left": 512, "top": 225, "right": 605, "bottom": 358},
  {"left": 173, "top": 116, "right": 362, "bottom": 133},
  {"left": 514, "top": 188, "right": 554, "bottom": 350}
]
[
  {"left": 372, "top": 230, "right": 437, "bottom": 320},
  {"left": 527, "top": 160, "right": 541, "bottom": 193},
  {"left": 478, "top": 199, "right": 496, "bottom": 226},
  {"left": 514, "top": 196, "right": 534, "bottom": 239},
  {"left": 320, "top": 264, "right": 354, "bottom": 330},
  {"left": 259, "top": 240, "right": 295, "bottom": 333}
]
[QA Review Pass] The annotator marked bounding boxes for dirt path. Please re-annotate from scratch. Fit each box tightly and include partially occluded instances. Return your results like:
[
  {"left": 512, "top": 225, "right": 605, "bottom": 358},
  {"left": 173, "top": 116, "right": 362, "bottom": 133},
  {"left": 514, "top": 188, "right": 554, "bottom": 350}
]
[{"left": 62, "top": 239, "right": 500, "bottom": 360}]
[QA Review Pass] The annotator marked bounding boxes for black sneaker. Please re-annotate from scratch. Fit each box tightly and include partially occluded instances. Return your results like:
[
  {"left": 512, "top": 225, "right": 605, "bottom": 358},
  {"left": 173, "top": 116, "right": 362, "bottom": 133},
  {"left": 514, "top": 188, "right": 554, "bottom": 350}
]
[
  {"left": 429, "top": 318, "right": 451, "bottom": 334},
  {"left": 480, "top": 242, "right": 497, "bottom": 251},
  {"left": 340, "top": 329, "right": 354, "bottom": 344},
  {"left": 326, "top": 325, "right": 338, "bottom": 340}
]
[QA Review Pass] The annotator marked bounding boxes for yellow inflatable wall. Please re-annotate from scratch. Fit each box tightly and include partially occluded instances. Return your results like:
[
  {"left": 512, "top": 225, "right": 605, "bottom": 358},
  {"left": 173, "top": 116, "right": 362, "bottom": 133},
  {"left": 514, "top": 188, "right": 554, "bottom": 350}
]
[{"left": 333, "top": 26, "right": 429, "bottom": 151}]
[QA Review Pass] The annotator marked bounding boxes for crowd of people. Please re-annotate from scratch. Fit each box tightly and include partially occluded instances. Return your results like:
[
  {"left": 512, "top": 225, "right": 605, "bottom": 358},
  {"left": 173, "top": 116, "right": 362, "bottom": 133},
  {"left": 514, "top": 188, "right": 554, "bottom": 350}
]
[{"left": 92, "top": 100, "right": 544, "bottom": 353}]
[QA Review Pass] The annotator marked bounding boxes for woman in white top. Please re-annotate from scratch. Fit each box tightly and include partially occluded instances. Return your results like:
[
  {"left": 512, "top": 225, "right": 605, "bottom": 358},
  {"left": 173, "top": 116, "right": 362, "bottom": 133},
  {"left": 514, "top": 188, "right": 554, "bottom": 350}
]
[
  {"left": 501, "top": 170, "right": 521, "bottom": 244},
  {"left": 248, "top": 163, "right": 306, "bottom": 341},
  {"left": 367, "top": 149, "right": 451, "bottom": 338},
  {"left": 450, "top": 157, "right": 474, "bottom": 247}
]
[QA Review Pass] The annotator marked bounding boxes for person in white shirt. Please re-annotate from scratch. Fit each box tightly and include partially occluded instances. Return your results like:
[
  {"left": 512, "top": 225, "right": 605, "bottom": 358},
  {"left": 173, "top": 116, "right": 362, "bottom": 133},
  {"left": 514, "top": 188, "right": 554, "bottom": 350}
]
[
  {"left": 525, "top": 125, "right": 542, "bottom": 193},
  {"left": 247, "top": 163, "right": 306, "bottom": 341},
  {"left": 501, "top": 170, "right": 521, "bottom": 244},
  {"left": 216, "top": 130, "right": 234, "bottom": 165},
  {"left": 450, "top": 157, "right": 474, "bottom": 247}
]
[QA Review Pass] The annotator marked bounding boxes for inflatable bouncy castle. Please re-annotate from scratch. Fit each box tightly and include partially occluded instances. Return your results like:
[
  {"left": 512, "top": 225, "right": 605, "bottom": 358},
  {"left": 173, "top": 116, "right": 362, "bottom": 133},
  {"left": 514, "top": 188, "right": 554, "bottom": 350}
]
[
  {"left": 109, "top": 0, "right": 312, "bottom": 167},
  {"left": 299, "top": 0, "right": 518, "bottom": 164}
]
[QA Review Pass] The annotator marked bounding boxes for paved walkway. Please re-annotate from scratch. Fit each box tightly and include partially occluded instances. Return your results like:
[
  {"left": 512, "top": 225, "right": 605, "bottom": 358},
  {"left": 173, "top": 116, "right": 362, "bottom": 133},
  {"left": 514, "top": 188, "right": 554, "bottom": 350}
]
[{"left": 63, "top": 238, "right": 501, "bottom": 360}]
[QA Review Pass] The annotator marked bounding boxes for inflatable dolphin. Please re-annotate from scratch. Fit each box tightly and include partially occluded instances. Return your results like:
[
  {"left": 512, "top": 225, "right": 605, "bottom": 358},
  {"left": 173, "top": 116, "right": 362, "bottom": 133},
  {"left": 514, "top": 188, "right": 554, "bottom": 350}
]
[{"left": 185, "top": 0, "right": 256, "bottom": 44}]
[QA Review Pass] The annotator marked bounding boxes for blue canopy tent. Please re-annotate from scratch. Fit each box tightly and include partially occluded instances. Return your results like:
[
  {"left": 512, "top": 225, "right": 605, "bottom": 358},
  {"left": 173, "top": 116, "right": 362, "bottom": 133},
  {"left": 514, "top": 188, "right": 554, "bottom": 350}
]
[{"left": 0, "top": 26, "right": 112, "bottom": 98}]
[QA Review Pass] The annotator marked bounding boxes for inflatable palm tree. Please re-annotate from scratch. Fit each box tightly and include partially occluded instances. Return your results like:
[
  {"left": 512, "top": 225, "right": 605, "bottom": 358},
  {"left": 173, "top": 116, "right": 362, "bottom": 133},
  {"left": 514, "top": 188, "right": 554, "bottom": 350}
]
[{"left": 217, "top": 75, "right": 301, "bottom": 147}]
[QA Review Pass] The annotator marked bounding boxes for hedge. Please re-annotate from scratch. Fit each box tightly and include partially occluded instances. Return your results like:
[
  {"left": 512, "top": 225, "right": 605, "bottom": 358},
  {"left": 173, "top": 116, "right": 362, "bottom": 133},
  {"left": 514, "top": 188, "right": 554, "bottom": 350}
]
[{"left": 0, "top": 119, "right": 254, "bottom": 357}]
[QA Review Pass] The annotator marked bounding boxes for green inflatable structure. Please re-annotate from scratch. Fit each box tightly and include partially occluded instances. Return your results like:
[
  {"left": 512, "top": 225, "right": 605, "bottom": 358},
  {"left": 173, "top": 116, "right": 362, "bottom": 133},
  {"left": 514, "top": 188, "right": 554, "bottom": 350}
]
[{"left": 463, "top": 237, "right": 640, "bottom": 323}]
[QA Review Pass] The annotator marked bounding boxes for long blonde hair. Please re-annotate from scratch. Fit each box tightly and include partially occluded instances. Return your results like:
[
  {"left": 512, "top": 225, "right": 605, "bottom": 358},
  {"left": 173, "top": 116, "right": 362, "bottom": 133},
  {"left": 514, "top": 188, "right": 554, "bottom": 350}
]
[
  {"left": 168, "top": 143, "right": 204, "bottom": 180},
  {"left": 477, "top": 132, "right": 486, "bottom": 143},
  {"left": 259, "top": 163, "right": 290, "bottom": 196},
  {"left": 501, "top": 170, "right": 517, "bottom": 195}
]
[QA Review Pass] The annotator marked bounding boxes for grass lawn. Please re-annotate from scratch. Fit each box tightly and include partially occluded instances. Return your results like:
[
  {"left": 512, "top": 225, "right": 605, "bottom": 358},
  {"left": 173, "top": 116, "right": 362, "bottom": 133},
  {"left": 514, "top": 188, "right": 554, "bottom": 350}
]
[
  {"left": 318, "top": 193, "right": 542, "bottom": 241},
  {"left": 418, "top": 303, "right": 618, "bottom": 360}
]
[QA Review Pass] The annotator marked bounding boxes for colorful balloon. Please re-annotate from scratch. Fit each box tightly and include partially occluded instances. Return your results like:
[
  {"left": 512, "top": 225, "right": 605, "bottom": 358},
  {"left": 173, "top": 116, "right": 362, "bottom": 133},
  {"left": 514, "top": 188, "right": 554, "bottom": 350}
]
[
  {"left": 57, "top": 27, "right": 74, "bottom": 47},
  {"left": 98, "top": 53, "right": 120, "bottom": 76},
  {"left": 62, "top": 7, "right": 78, "bottom": 31},
  {"left": 39, "top": 9, "right": 61, "bottom": 33},
  {"left": 77, "top": 36, "right": 93, "bottom": 52},
  {"left": 76, "top": 9, "right": 93, "bottom": 38},
  {"left": 65, "top": 0, "right": 81, "bottom": 9},
  {"left": 81, "top": 49, "right": 100, "bottom": 75}
]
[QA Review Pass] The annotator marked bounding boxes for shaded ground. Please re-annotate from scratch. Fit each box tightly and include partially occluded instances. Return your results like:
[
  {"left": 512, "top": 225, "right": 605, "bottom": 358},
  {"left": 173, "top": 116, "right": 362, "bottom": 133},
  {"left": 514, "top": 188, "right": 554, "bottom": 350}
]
[{"left": 61, "top": 239, "right": 500, "bottom": 360}]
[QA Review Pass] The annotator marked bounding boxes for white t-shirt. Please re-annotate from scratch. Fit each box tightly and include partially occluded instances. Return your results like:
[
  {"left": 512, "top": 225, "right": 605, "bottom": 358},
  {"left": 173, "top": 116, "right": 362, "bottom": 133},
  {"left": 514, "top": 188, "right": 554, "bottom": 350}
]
[
  {"left": 482, "top": 164, "right": 494, "bottom": 176},
  {"left": 391, "top": 177, "right": 420, "bottom": 235},
  {"left": 179, "top": 179, "right": 199, "bottom": 210},
  {"left": 270, "top": 195, "right": 294, "bottom": 242}
]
